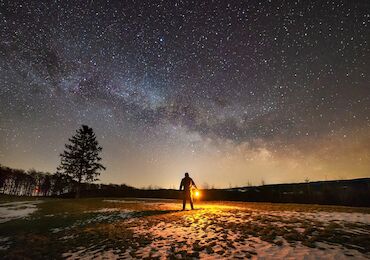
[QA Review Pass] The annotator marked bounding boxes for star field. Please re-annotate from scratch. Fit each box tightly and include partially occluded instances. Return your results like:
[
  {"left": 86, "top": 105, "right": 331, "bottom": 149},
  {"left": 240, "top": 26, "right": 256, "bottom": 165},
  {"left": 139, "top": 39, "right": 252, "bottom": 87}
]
[{"left": 1, "top": 0, "right": 370, "bottom": 187}]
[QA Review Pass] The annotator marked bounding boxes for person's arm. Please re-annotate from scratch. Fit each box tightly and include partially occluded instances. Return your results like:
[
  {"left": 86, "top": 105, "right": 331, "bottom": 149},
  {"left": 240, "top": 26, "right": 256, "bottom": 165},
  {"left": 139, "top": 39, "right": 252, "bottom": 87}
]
[{"left": 191, "top": 178, "right": 197, "bottom": 189}]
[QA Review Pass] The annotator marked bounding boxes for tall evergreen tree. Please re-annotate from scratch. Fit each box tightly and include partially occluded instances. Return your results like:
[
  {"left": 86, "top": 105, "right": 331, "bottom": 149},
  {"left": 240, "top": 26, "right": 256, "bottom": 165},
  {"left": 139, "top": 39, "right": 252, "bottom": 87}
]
[{"left": 58, "top": 125, "right": 105, "bottom": 198}]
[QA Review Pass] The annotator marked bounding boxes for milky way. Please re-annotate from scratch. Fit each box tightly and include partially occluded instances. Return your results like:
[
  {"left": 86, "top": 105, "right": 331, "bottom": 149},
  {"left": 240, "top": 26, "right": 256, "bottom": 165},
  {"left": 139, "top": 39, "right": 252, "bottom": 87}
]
[{"left": 1, "top": 0, "right": 369, "bottom": 188}]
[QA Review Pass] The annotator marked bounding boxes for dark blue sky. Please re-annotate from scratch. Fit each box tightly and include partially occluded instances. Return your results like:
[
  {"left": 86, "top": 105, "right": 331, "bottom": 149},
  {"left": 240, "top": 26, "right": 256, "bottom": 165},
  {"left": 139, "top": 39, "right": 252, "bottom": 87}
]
[{"left": 1, "top": 0, "right": 369, "bottom": 187}]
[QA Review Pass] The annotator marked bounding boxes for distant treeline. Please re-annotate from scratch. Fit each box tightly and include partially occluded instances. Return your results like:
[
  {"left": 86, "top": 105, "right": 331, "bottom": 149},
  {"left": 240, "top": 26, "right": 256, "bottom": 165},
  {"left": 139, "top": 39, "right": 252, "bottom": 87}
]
[
  {"left": 1, "top": 165, "right": 370, "bottom": 207},
  {"left": 0, "top": 165, "right": 132, "bottom": 197},
  {"left": 0, "top": 165, "right": 71, "bottom": 196}
]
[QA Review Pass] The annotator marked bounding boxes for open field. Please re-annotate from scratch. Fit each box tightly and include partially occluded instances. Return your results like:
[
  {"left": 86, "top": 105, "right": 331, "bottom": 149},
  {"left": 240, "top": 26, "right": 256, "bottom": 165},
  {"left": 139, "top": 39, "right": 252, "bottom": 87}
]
[{"left": 1, "top": 197, "right": 370, "bottom": 259}]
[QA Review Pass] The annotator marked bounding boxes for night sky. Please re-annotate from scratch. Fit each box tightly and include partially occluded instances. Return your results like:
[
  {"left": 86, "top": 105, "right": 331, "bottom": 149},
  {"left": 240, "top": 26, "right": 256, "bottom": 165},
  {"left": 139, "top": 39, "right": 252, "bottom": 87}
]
[{"left": 1, "top": 0, "right": 369, "bottom": 188}]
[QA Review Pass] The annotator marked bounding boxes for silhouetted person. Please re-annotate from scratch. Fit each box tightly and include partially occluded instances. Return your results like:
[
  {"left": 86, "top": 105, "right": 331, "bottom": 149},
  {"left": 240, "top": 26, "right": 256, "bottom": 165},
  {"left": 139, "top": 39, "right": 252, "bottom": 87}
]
[{"left": 179, "top": 172, "right": 197, "bottom": 210}]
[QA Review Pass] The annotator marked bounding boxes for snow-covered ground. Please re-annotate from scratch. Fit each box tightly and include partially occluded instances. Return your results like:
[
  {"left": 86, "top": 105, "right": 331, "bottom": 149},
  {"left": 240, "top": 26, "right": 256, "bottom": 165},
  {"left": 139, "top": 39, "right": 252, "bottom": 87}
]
[
  {"left": 126, "top": 203, "right": 370, "bottom": 259},
  {"left": 0, "top": 200, "right": 42, "bottom": 223},
  {"left": 1, "top": 198, "right": 369, "bottom": 259},
  {"left": 0, "top": 237, "right": 10, "bottom": 250}
]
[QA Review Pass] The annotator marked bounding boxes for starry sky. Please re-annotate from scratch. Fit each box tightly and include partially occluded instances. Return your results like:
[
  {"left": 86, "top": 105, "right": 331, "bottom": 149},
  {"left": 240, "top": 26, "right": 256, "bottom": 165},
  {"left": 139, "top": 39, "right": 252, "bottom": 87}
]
[{"left": 1, "top": 0, "right": 370, "bottom": 188}]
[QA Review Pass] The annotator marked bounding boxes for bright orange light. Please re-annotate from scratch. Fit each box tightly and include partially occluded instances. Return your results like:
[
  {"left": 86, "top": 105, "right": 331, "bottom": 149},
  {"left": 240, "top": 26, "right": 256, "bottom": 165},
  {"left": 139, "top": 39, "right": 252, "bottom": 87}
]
[{"left": 195, "top": 191, "right": 200, "bottom": 197}]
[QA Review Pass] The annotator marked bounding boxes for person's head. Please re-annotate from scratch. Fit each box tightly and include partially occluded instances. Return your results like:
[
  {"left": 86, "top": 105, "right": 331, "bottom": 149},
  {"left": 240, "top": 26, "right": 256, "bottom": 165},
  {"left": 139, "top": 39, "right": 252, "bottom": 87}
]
[{"left": 185, "top": 172, "right": 189, "bottom": 177}]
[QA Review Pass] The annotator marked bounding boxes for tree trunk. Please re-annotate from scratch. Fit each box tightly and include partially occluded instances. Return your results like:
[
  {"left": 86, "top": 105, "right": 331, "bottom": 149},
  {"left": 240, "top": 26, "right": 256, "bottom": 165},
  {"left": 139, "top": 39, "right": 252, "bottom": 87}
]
[
  {"left": 76, "top": 182, "right": 81, "bottom": 198},
  {"left": 76, "top": 175, "right": 82, "bottom": 198}
]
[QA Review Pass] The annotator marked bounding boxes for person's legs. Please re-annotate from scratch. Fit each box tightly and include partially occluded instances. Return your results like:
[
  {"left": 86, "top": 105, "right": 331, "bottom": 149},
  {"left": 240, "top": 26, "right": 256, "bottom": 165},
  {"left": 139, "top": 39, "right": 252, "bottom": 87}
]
[
  {"left": 190, "top": 193, "right": 194, "bottom": 210},
  {"left": 182, "top": 192, "right": 186, "bottom": 210}
]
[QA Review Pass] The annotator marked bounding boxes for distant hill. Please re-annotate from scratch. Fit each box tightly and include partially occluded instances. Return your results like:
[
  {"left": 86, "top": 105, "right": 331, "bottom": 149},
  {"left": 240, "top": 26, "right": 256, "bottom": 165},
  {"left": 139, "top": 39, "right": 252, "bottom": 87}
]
[{"left": 217, "top": 178, "right": 370, "bottom": 207}]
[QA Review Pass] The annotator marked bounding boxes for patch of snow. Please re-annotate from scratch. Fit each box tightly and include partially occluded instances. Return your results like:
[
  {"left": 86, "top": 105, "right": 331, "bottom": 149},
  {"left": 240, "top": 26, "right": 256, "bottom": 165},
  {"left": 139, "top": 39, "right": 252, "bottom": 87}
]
[
  {"left": 0, "top": 200, "right": 42, "bottom": 207},
  {"left": 50, "top": 209, "right": 135, "bottom": 234},
  {"left": 78, "top": 209, "right": 134, "bottom": 226},
  {"left": 86, "top": 208, "right": 121, "bottom": 213},
  {"left": 0, "top": 237, "right": 10, "bottom": 250},
  {"left": 0, "top": 200, "right": 42, "bottom": 223},
  {"left": 104, "top": 199, "right": 141, "bottom": 204},
  {"left": 251, "top": 238, "right": 369, "bottom": 260},
  {"left": 258, "top": 210, "right": 370, "bottom": 225},
  {"left": 51, "top": 228, "right": 63, "bottom": 233},
  {"left": 63, "top": 248, "right": 121, "bottom": 259},
  {"left": 302, "top": 211, "right": 370, "bottom": 225},
  {"left": 60, "top": 234, "right": 76, "bottom": 240}
]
